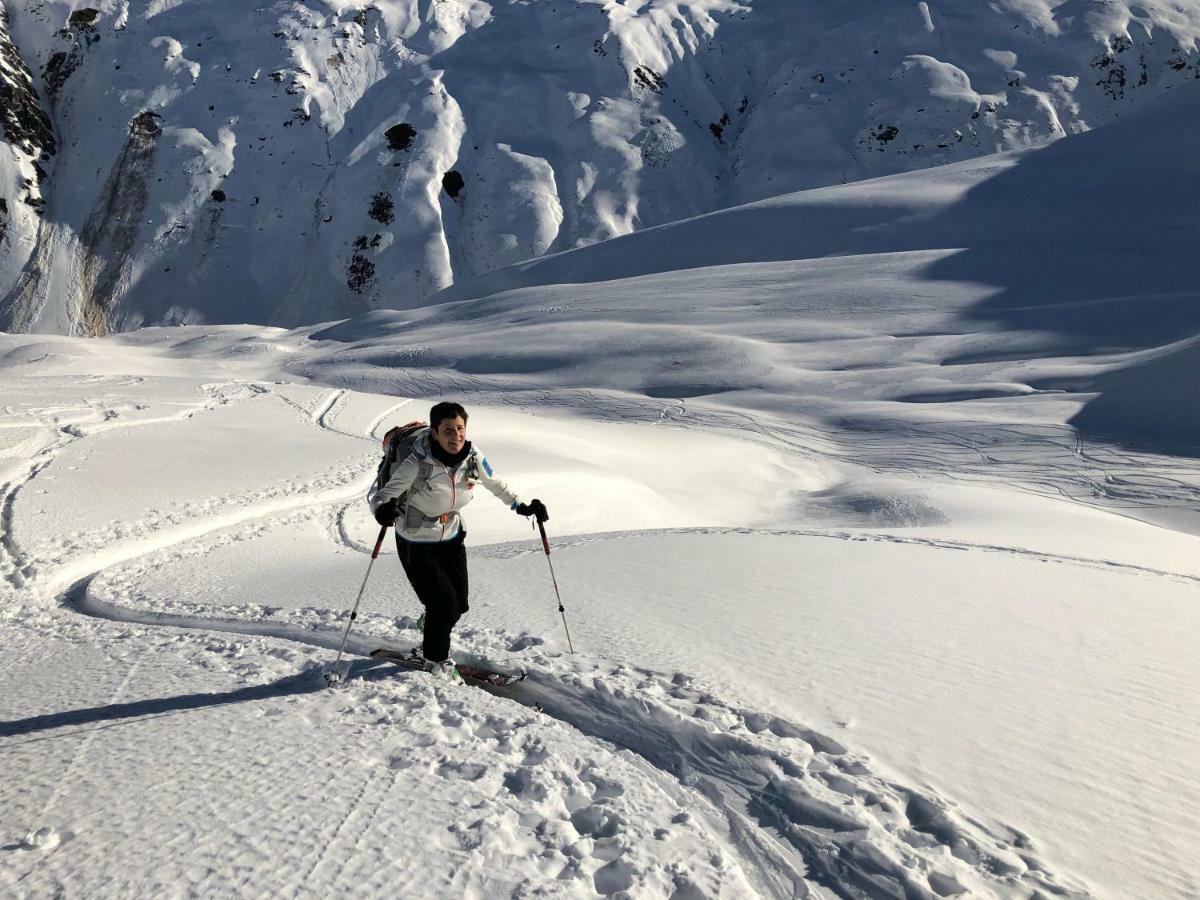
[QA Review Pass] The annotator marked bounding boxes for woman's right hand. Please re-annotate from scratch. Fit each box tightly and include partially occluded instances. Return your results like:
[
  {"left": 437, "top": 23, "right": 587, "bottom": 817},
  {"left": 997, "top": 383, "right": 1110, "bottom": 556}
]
[{"left": 374, "top": 499, "right": 400, "bottom": 527}]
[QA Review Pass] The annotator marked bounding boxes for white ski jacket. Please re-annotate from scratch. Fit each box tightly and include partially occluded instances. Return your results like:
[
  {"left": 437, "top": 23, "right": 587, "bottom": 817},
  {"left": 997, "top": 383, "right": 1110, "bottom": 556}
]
[{"left": 368, "top": 432, "right": 520, "bottom": 543}]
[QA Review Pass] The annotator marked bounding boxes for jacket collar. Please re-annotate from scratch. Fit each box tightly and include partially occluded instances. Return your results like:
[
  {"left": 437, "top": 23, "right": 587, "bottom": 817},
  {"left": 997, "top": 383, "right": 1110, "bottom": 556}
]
[{"left": 427, "top": 434, "right": 473, "bottom": 468}]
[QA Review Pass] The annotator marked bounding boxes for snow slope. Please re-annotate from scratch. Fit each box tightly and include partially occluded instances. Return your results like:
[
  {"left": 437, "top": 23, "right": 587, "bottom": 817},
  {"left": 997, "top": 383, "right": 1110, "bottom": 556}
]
[
  {"left": 2, "top": 54, "right": 1199, "bottom": 900},
  {"left": 3, "top": 0, "right": 1200, "bottom": 331},
  {"left": 276, "top": 85, "right": 1200, "bottom": 563},
  {"left": 0, "top": 332, "right": 1196, "bottom": 898}
]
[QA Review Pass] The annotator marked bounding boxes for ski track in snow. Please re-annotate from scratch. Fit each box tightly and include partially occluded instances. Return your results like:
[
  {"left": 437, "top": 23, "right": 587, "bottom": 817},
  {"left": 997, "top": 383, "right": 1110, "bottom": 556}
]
[
  {"left": 5, "top": 383, "right": 391, "bottom": 599},
  {"left": 0, "top": 377, "right": 1111, "bottom": 897},
  {"left": 475, "top": 526, "right": 1200, "bottom": 586},
  {"left": 34, "top": 661, "right": 141, "bottom": 823}
]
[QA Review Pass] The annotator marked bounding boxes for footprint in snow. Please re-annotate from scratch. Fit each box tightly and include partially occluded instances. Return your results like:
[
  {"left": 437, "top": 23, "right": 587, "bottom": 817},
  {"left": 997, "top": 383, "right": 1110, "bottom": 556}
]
[
  {"left": 435, "top": 759, "right": 488, "bottom": 782},
  {"left": 502, "top": 767, "right": 549, "bottom": 802},
  {"left": 507, "top": 633, "right": 545, "bottom": 652}
]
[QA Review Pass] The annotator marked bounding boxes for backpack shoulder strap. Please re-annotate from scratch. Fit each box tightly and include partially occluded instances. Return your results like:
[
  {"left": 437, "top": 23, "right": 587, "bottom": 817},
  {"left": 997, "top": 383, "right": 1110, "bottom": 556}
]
[{"left": 411, "top": 432, "right": 436, "bottom": 488}]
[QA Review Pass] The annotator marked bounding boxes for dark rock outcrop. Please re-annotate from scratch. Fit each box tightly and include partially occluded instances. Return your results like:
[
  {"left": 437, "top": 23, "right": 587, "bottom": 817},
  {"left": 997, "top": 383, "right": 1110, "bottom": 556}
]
[
  {"left": 76, "top": 111, "right": 162, "bottom": 335},
  {"left": 0, "top": 5, "right": 56, "bottom": 161},
  {"left": 442, "top": 170, "right": 464, "bottom": 199},
  {"left": 385, "top": 123, "right": 416, "bottom": 151}
]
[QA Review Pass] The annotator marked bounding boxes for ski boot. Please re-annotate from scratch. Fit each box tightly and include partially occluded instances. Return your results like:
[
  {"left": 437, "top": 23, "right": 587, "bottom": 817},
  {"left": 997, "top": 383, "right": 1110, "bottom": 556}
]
[{"left": 424, "top": 656, "right": 464, "bottom": 684}]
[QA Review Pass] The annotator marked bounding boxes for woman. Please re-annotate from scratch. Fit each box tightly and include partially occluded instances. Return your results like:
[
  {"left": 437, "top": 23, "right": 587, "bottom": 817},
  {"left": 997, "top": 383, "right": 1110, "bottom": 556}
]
[{"left": 368, "top": 401, "right": 548, "bottom": 682}]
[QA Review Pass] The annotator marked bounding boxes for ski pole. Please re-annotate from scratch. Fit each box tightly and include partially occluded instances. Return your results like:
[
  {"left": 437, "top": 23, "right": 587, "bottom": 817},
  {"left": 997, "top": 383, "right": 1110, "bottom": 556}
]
[
  {"left": 327, "top": 525, "right": 389, "bottom": 682},
  {"left": 536, "top": 520, "right": 575, "bottom": 654}
]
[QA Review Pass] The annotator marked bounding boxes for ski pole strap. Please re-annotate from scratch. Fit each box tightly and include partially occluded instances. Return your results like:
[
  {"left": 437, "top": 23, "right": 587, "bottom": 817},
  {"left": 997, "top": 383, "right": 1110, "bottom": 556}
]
[{"left": 538, "top": 520, "right": 550, "bottom": 555}]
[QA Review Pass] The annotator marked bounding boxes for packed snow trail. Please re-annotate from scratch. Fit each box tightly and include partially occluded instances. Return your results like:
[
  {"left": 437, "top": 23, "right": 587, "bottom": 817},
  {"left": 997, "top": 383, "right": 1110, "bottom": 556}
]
[
  {"left": 2, "top": 355, "right": 1197, "bottom": 896},
  {"left": 513, "top": 657, "right": 1086, "bottom": 899},
  {"left": 35, "top": 382, "right": 1092, "bottom": 897}
]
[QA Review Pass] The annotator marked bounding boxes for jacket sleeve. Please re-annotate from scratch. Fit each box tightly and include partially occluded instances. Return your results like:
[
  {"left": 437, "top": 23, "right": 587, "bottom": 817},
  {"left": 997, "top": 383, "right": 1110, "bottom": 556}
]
[
  {"left": 473, "top": 450, "right": 519, "bottom": 508},
  {"left": 368, "top": 454, "right": 420, "bottom": 512}
]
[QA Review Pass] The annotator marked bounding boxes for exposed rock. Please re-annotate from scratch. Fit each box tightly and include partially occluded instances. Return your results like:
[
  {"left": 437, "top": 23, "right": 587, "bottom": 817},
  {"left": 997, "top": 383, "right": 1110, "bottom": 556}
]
[
  {"left": 42, "top": 50, "right": 78, "bottom": 101},
  {"left": 640, "top": 122, "right": 685, "bottom": 168},
  {"left": 1092, "top": 35, "right": 1136, "bottom": 100},
  {"left": 0, "top": 7, "right": 56, "bottom": 159},
  {"left": 442, "top": 170, "right": 464, "bottom": 199},
  {"left": 368, "top": 191, "right": 394, "bottom": 224},
  {"left": 385, "top": 123, "right": 416, "bottom": 151},
  {"left": 129, "top": 110, "right": 162, "bottom": 143},
  {"left": 709, "top": 112, "right": 730, "bottom": 143},
  {"left": 76, "top": 111, "right": 163, "bottom": 335},
  {"left": 872, "top": 124, "right": 900, "bottom": 144},
  {"left": 41, "top": 4, "right": 101, "bottom": 109},
  {"left": 67, "top": 8, "right": 100, "bottom": 30},
  {"left": 633, "top": 66, "right": 665, "bottom": 94},
  {"left": 346, "top": 253, "right": 375, "bottom": 293}
]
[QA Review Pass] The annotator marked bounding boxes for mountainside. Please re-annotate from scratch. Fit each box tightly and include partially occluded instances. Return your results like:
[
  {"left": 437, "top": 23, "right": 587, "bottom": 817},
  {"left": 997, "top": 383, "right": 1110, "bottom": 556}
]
[
  {"left": 314, "top": 79, "right": 1200, "bottom": 458},
  {"left": 1, "top": 0, "right": 1199, "bottom": 333}
]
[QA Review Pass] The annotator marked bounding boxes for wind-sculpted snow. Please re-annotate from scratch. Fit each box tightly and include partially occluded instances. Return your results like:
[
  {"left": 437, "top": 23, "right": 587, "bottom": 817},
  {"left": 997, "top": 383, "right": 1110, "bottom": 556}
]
[
  {"left": 437, "top": 76, "right": 1200, "bottom": 303},
  {"left": 2, "top": 0, "right": 1200, "bottom": 331},
  {"left": 351, "top": 80, "right": 1200, "bottom": 463},
  {"left": 2, "top": 341, "right": 1198, "bottom": 896}
]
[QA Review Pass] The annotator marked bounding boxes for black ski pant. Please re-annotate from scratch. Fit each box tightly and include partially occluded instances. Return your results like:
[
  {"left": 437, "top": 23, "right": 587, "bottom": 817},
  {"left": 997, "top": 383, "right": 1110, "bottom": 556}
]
[{"left": 396, "top": 532, "right": 469, "bottom": 663}]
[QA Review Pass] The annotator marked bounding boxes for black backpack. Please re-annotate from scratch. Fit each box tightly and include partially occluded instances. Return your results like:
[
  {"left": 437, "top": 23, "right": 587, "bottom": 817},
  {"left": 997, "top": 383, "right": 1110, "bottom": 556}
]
[{"left": 369, "top": 421, "right": 429, "bottom": 512}]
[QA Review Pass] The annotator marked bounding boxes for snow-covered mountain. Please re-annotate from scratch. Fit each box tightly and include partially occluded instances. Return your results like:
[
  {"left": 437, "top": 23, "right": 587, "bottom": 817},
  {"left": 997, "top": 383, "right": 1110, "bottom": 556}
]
[
  {"left": 2, "top": 0, "right": 1199, "bottom": 333},
  {"left": 3, "top": 15, "right": 1200, "bottom": 894}
]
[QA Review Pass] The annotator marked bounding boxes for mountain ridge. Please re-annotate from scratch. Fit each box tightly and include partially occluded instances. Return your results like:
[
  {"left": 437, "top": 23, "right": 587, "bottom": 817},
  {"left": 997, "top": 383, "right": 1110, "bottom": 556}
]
[{"left": 1, "top": 0, "right": 1198, "bottom": 333}]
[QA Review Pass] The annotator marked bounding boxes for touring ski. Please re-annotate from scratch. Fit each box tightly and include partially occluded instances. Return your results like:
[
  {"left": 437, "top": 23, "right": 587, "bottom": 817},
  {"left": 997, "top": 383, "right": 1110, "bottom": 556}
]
[{"left": 369, "top": 648, "right": 526, "bottom": 687}]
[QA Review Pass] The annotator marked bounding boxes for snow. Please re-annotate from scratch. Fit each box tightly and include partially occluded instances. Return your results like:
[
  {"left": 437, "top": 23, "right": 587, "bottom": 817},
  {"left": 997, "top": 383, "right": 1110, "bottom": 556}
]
[
  {"left": 2, "top": 339, "right": 1196, "bottom": 896},
  {"left": 4, "top": 0, "right": 1200, "bottom": 330},
  {"left": 2, "top": 53, "right": 1200, "bottom": 900}
]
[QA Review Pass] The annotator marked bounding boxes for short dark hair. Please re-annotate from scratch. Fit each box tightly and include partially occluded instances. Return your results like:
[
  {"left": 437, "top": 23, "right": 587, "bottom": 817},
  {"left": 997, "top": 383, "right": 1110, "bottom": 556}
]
[{"left": 430, "top": 401, "right": 468, "bottom": 429}]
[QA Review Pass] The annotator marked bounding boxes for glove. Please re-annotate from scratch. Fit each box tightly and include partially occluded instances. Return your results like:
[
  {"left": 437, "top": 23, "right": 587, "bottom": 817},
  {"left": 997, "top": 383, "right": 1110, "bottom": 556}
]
[
  {"left": 515, "top": 499, "right": 549, "bottom": 524},
  {"left": 374, "top": 499, "right": 400, "bottom": 527}
]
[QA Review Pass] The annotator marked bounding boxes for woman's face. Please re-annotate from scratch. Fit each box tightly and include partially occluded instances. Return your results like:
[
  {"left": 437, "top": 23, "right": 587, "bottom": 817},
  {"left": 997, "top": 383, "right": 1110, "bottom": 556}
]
[{"left": 433, "top": 416, "right": 467, "bottom": 454}]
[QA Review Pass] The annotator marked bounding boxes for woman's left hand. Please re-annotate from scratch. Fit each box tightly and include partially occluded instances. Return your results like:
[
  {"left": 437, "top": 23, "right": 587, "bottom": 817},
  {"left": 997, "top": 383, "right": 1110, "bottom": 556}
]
[{"left": 516, "top": 499, "right": 549, "bottom": 523}]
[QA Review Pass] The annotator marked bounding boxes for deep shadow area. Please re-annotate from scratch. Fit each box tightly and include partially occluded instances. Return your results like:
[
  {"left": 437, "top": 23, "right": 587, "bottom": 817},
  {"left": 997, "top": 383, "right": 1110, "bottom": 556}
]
[
  {"left": 0, "top": 660, "right": 388, "bottom": 741},
  {"left": 920, "top": 82, "right": 1200, "bottom": 347},
  {"left": 1067, "top": 337, "right": 1200, "bottom": 456},
  {"left": 917, "top": 82, "right": 1200, "bottom": 454}
]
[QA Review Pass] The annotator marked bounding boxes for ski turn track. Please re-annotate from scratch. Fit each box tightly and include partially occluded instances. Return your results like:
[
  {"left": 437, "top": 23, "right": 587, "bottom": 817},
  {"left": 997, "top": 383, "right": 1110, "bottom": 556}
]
[
  {"left": 476, "top": 526, "right": 1200, "bottom": 586},
  {"left": 5, "top": 379, "right": 1099, "bottom": 897},
  {"left": 66, "top": 575, "right": 1099, "bottom": 898}
]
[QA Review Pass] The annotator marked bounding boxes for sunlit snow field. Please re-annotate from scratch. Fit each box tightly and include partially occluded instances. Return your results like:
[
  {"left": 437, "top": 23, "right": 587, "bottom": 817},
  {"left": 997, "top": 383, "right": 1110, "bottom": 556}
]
[{"left": 4, "top": 83, "right": 1200, "bottom": 899}]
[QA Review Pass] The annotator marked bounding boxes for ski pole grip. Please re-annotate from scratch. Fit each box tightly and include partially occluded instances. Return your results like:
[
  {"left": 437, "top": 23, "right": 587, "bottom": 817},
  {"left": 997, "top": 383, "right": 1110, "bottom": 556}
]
[
  {"left": 371, "top": 525, "right": 389, "bottom": 559},
  {"left": 538, "top": 520, "right": 550, "bottom": 555}
]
